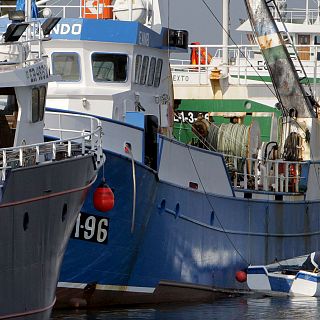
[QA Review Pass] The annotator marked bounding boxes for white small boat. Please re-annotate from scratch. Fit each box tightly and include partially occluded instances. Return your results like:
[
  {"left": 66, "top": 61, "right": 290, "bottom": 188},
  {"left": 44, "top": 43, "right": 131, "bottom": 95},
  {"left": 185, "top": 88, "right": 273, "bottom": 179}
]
[{"left": 247, "top": 253, "right": 320, "bottom": 297}]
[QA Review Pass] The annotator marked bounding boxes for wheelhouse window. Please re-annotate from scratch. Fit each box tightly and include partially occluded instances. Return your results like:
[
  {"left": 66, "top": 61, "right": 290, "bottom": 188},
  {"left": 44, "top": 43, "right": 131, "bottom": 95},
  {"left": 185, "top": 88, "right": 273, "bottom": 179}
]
[
  {"left": 92, "top": 53, "right": 127, "bottom": 82},
  {"left": 154, "top": 58, "right": 163, "bottom": 88},
  {"left": 134, "top": 55, "right": 142, "bottom": 83},
  {"left": 147, "top": 57, "right": 156, "bottom": 86},
  {"left": 52, "top": 53, "right": 80, "bottom": 82},
  {"left": 139, "top": 56, "right": 149, "bottom": 85}
]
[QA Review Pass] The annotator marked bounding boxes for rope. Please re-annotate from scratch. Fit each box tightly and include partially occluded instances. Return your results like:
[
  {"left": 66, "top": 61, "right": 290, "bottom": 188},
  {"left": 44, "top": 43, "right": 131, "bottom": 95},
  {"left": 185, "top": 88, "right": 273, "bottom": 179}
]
[{"left": 217, "top": 123, "right": 249, "bottom": 157}]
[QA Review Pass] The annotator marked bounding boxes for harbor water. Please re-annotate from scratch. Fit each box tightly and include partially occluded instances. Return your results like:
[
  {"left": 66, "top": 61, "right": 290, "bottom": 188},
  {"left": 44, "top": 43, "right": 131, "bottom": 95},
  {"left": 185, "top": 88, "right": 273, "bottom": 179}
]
[{"left": 51, "top": 295, "right": 320, "bottom": 319}]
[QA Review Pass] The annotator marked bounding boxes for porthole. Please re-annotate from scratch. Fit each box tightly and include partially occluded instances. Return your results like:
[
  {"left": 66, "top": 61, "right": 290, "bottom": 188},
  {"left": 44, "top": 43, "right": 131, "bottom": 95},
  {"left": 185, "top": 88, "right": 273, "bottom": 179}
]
[
  {"left": 23, "top": 212, "right": 29, "bottom": 231},
  {"left": 159, "top": 199, "right": 166, "bottom": 215},
  {"left": 62, "top": 203, "right": 67, "bottom": 222},
  {"left": 210, "top": 211, "right": 215, "bottom": 226},
  {"left": 175, "top": 203, "right": 180, "bottom": 218}
]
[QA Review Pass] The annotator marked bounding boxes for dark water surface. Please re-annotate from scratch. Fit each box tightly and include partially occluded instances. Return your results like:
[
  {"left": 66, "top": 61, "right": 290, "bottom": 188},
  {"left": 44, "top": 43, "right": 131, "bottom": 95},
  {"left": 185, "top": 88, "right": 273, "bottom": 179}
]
[{"left": 51, "top": 295, "right": 320, "bottom": 319}]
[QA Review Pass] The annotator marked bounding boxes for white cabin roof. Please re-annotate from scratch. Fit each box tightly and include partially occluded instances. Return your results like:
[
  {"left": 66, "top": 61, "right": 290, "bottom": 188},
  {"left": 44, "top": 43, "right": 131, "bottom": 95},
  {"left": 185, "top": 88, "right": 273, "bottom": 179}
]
[{"left": 237, "top": 19, "right": 320, "bottom": 35}]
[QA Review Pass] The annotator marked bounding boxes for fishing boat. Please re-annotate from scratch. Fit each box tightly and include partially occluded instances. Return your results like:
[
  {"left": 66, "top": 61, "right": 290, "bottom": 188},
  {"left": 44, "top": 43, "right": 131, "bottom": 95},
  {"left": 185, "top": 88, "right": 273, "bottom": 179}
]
[
  {"left": 172, "top": 0, "right": 320, "bottom": 145},
  {"left": 247, "top": 253, "right": 320, "bottom": 297},
  {"left": 2, "top": 0, "right": 320, "bottom": 308},
  {"left": 0, "top": 2, "right": 103, "bottom": 319}
]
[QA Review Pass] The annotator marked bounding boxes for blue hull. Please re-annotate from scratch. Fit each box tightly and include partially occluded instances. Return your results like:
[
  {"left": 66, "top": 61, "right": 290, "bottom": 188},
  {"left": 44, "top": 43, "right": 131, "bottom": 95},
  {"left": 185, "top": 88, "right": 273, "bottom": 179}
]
[
  {"left": 60, "top": 151, "right": 158, "bottom": 286},
  {"left": 57, "top": 147, "right": 320, "bottom": 308}
]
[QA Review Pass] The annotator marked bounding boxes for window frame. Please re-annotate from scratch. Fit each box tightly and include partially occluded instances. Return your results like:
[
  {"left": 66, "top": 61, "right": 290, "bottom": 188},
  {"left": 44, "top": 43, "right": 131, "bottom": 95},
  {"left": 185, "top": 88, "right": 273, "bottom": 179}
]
[
  {"left": 31, "top": 88, "right": 40, "bottom": 123},
  {"left": 147, "top": 57, "right": 156, "bottom": 86},
  {"left": 139, "top": 56, "right": 149, "bottom": 85},
  {"left": 31, "top": 86, "right": 47, "bottom": 123},
  {"left": 134, "top": 55, "right": 142, "bottom": 84},
  {"left": 91, "top": 52, "right": 128, "bottom": 83},
  {"left": 154, "top": 58, "right": 163, "bottom": 88},
  {"left": 51, "top": 52, "right": 81, "bottom": 83}
]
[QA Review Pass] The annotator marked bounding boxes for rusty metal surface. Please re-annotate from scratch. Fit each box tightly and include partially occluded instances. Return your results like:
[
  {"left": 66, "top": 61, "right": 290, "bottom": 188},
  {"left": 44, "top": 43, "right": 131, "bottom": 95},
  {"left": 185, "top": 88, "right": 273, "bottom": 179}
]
[{"left": 245, "top": 0, "right": 315, "bottom": 118}]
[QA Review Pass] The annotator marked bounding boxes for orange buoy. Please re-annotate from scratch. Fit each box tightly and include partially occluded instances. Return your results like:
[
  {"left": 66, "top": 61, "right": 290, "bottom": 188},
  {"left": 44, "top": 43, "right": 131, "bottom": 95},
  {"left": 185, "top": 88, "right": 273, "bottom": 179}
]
[
  {"left": 93, "top": 181, "right": 114, "bottom": 212},
  {"left": 235, "top": 270, "right": 247, "bottom": 283}
]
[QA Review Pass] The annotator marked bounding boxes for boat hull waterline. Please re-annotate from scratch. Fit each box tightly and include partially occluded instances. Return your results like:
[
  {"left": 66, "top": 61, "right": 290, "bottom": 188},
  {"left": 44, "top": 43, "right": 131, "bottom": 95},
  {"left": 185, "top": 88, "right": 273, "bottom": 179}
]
[
  {"left": 56, "top": 138, "right": 320, "bottom": 308},
  {"left": 0, "top": 155, "right": 98, "bottom": 319}
]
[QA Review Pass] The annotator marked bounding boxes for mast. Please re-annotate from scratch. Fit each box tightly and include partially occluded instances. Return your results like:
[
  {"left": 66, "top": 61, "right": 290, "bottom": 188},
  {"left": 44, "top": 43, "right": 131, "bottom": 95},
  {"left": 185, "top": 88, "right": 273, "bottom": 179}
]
[
  {"left": 222, "top": 0, "right": 229, "bottom": 75},
  {"left": 244, "top": 0, "right": 316, "bottom": 118},
  {"left": 25, "top": 0, "right": 32, "bottom": 21},
  {"left": 316, "top": 0, "right": 320, "bottom": 24}
]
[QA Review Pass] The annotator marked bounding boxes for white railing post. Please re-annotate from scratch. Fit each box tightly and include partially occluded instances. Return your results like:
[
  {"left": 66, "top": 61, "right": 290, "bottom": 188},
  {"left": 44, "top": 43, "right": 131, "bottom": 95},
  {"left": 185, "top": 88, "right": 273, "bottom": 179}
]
[
  {"left": 19, "top": 147, "right": 23, "bottom": 166},
  {"left": 81, "top": 131, "right": 85, "bottom": 155},
  {"left": 280, "top": 174, "right": 284, "bottom": 192},
  {"left": 244, "top": 160, "right": 248, "bottom": 189},
  {"left": 68, "top": 140, "right": 72, "bottom": 157},
  {"left": 36, "top": 145, "right": 40, "bottom": 164},
  {"left": 285, "top": 162, "right": 289, "bottom": 192},
  {"left": 237, "top": 47, "right": 241, "bottom": 83},
  {"left": 97, "top": 130, "right": 103, "bottom": 160},
  {"left": 52, "top": 143, "right": 56, "bottom": 160},
  {"left": 275, "top": 161, "right": 279, "bottom": 192},
  {"left": 2, "top": 150, "right": 6, "bottom": 181},
  {"left": 254, "top": 159, "right": 258, "bottom": 190},
  {"left": 90, "top": 118, "right": 94, "bottom": 151},
  {"left": 59, "top": 113, "right": 62, "bottom": 140}
]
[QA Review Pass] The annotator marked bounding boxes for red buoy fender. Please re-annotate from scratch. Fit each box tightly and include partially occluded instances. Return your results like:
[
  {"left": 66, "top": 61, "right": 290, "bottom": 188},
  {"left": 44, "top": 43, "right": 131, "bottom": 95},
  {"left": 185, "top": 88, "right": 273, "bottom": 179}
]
[
  {"left": 93, "top": 182, "right": 114, "bottom": 212},
  {"left": 235, "top": 270, "right": 247, "bottom": 283}
]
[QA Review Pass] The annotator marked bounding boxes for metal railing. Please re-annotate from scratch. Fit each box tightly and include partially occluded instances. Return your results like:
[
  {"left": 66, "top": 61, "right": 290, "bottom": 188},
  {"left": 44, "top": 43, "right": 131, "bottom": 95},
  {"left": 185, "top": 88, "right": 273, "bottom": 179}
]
[
  {"left": 170, "top": 44, "right": 320, "bottom": 95},
  {"left": 223, "top": 154, "right": 308, "bottom": 194},
  {"left": 0, "top": 112, "right": 103, "bottom": 181},
  {"left": 272, "top": 8, "right": 320, "bottom": 24},
  {"left": 0, "top": 3, "right": 150, "bottom": 22},
  {"left": 0, "top": 21, "right": 47, "bottom": 68}
]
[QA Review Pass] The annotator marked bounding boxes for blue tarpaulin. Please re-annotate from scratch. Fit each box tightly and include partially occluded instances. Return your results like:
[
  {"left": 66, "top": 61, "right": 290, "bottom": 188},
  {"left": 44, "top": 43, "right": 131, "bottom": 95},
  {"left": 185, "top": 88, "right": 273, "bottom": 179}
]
[{"left": 16, "top": 0, "right": 39, "bottom": 18}]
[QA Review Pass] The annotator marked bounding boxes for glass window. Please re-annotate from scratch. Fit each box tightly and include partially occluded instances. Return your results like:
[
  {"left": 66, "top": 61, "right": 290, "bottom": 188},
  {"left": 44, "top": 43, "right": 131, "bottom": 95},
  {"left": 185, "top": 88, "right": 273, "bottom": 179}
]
[
  {"left": 139, "top": 56, "right": 149, "bottom": 85},
  {"left": 92, "top": 53, "right": 127, "bottom": 82},
  {"left": 0, "top": 95, "right": 10, "bottom": 111},
  {"left": 134, "top": 55, "right": 142, "bottom": 83},
  {"left": 147, "top": 57, "right": 156, "bottom": 86},
  {"left": 0, "top": 94, "right": 17, "bottom": 114},
  {"left": 315, "top": 36, "right": 320, "bottom": 45},
  {"left": 52, "top": 53, "right": 80, "bottom": 82},
  {"left": 154, "top": 59, "right": 163, "bottom": 88},
  {"left": 31, "top": 88, "right": 39, "bottom": 123},
  {"left": 39, "top": 86, "right": 46, "bottom": 121},
  {"left": 31, "top": 86, "right": 46, "bottom": 123}
]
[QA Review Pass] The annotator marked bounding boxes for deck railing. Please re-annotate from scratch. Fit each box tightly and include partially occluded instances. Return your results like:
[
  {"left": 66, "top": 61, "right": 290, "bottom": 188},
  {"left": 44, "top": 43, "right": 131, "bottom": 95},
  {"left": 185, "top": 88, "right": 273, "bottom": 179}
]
[
  {"left": 170, "top": 43, "right": 320, "bottom": 96},
  {"left": 0, "top": 112, "right": 103, "bottom": 181},
  {"left": 0, "top": 20, "right": 48, "bottom": 68},
  {"left": 223, "top": 153, "right": 308, "bottom": 194},
  {"left": 272, "top": 8, "right": 320, "bottom": 24}
]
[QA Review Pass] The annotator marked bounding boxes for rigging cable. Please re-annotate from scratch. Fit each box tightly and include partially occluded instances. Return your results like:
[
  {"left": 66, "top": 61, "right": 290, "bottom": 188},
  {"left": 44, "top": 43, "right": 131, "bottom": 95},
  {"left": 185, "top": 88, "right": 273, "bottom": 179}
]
[
  {"left": 187, "top": 145, "right": 250, "bottom": 265},
  {"left": 200, "top": 0, "right": 278, "bottom": 100},
  {"left": 199, "top": 0, "right": 320, "bottom": 152}
]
